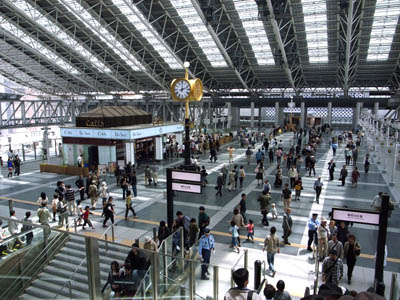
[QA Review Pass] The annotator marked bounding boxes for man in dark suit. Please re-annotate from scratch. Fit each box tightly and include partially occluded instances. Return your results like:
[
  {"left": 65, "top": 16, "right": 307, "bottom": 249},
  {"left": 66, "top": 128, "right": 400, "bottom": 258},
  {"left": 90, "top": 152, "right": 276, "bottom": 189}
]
[{"left": 282, "top": 208, "right": 293, "bottom": 245}]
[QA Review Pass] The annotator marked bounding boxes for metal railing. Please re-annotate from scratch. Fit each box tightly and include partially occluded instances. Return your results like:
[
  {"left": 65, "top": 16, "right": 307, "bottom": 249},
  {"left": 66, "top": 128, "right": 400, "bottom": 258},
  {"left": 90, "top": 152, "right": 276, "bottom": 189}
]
[{"left": 390, "top": 273, "right": 399, "bottom": 300}]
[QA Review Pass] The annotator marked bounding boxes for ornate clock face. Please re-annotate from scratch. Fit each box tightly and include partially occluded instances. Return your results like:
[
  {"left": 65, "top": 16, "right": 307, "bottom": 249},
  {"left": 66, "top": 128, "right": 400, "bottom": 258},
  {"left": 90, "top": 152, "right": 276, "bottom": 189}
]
[{"left": 174, "top": 80, "right": 190, "bottom": 99}]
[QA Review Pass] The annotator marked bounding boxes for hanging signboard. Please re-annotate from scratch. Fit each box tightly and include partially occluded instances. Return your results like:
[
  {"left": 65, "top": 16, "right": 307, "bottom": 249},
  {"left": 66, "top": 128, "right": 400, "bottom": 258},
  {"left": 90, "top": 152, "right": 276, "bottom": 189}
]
[{"left": 332, "top": 207, "right": 380, "bottom": 225}]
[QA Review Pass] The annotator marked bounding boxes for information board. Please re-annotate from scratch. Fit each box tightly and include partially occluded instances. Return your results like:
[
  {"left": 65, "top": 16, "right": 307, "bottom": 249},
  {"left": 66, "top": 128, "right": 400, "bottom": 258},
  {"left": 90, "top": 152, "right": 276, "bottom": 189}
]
[
  {"left": 171, "top": 170, "right": 201, "bottom": 183},
  {"left": 98, "top": 164, "right": 107, "bottom": 176},
  {"left": 332, "top": 207, "right": 380, "bottom": 225},
  {"left": 172, "top": 182, "right": 201, "bottom": 194}
]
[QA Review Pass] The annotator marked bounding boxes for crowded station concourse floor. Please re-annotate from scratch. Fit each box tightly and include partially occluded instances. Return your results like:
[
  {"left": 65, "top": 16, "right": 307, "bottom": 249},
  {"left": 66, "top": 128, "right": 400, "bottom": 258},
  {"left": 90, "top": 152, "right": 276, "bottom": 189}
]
[{"left": 0, "top": 127, "right": 399, "bottom": 298}]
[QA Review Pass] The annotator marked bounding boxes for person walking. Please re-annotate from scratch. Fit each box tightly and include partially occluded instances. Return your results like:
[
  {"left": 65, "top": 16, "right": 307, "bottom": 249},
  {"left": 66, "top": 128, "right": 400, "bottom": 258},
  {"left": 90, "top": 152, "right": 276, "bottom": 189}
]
[
  {"left": 37, "top": 202, "right": 52, "bottom": 239},
  {"left": 282, "top": 208, "right": 292, "bottom": 245},
  {"left": 82, "top": 206, "right": 95, "bottom": 230},
  {"left": 352, "top": 148, "right": 358, "bottom": 166},
  {"left": 345, "top": 147, "right": 351, "bottom": 166},
  {"left": 224, "top": 268, "right": 263, "bottom": 300},
  {"left": 246, "top": 147, "right": 253, "bottom": 165},
  {"left": 125, "top": 190, "right": 137, "bottom": 219},
  {"left": 256, "top": 163, "right": 265, "bottom": 187},
  {"left": 371, "top": 192, "right": 383, "bottom": 211},
  {"left": 157, "top": 221, "right": 170, "bottom": 246},
  {"left": 230, "top": 221, "right": 240, "bottom": 253},
  {"left": 351, "top": 167, "right": 360, "bottom": 187},
  {"left": 221, "top": 165, "right": 228, "bottom": 188},
  {"left": 144, "top": 166, "right": 151, "bottom": 185},
  {"left": 239, "top": 166, "right": 246, "bottom": 189},
  {"left": 152, "top": 164, "right": 159, "bottom": 186},
  {"left": 64, "top": 184, "right": 77, "bottom": 216},
  {"left": 269, "top": 148, "right": 274, "bottom": 163},
  {"left": 103, "top": 197, "right": 115, "bottom": 227},
  {"left": 364, "top": 154, "right": 370, "bottom": 174},
  {"left": 313, "top": 177, "right": 323, "bottom": 204},
  {"left": 337, "top": 221, "right": 349, "bottom": 246},
  {"left": 343, "top": 234, "right": 361, "bottom": 284},
  {"left": 228, "top": 169, "right": 236, "bottom": 192},
  {"left": 294, "top": 179, "right": 302, "bottom": 201},
  {"left": 198, "top": 206, "right": 210, "bottom": 238},
  {"left": 120, "top": 176, "right": 129, "bottom": 200},
  {"left": 322, "top": 250, "right": 343, "bottom": 286},
  {"left": 288, "top": 166, "right": 298, "bottom": 189},
  {"left": 231, "top": 208, "right": 245, "bottom": 247},
  {"left": 7, "top": 158, "right": 13, "bottom": 177},
  {"left": 328, "top": 159, "right": 336, "bottom": 181},
  {"left": 75, "top": 175, "right": 85, "bottom": 201},
  {"left": 99, "top": 182, "right": 110, "bottom": 207},
  {"left": 131, "top": 171, "right": 137, "bottom": 197},
  {"left": 307, "top": 213, "right": 319, "bottom": 251},
  {"left": 275, "top": 280, "right": 292, "bottom": 300},
  {"left": 228, "top": 146, "right": 235, "bottom": 163},
  {"left": 216, "top": 172, "right": 223, "bottom": 197},
  {"left": 328, "top": 233, "right": 344, "bottom": 260},
  {"left": 88, "top": 181, "right": 98, "bottom": 209},
  {"left": 198, "top": 228, "right": 214, "bottom": 280},
  {"left": 308, "top": 156, "right": 316, "bottom": 176},
  {"left": 234, "top": 165, "right": 239, "bottom": 190},
  {"left": 281, "top": 183, "right": 292, "bottom": 211},
  {"left": 238, "top": 193, "right": 247, "bottom": 224},
  {"left": 21, "top": 211, "right": 33, "bottom": 245},
  {"left": 13, "top": 155, "right": 21, "bottom": 176},
  {"left": 257, "top": 191, "right": 270, "bottom": 226},
  {"left": 340, "top": 165, "right": 348, "bottom": 186},
  {"left": 51, "top": 193, "right": 59, "bottom": 222},
  {"left": 263, "top": 226, "right": 280, "bottom": 276},
  {"left": 318, "top": 218, "right": 330, "bottom": 261}
]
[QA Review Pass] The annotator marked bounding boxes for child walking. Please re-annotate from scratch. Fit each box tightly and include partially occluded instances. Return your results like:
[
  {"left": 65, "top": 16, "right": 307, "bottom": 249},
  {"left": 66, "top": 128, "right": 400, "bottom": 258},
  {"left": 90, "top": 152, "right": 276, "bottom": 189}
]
[
  {"left": 294, "top": 179, "right": 303, "bottom": 201},
  {"left": 82, "top": 206, "right": 94, "bottom": 229},
  {"left": 230, "top": 221, "right": 240, "bottom": 253},
  {"left": 271, "top": 203, "right": 278, "bottom": 220},
  {"left": 246, "top": 219, "right": 254, "bottom": 242}
]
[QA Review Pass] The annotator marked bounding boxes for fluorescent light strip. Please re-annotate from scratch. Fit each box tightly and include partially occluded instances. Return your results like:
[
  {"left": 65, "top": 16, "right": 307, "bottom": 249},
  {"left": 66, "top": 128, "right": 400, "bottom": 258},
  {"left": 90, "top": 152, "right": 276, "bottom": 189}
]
[
  {"left": 0, "top": 16, "right": 79, "bottom": 74},
  {"left": 367, "top": 0, "right": 400, "bottom": 61},
  {"left": 302, "top": 0, "right": 328, "bottom": 63},
  {"left": 10, "top": 0, "right": 111, "bottom": 73},
  {"left": 111, "top": 0, "right": 181, "bottom": 69},
  {"left": 170, "top": 0, "right": 227, "bottom": 67},
  {"left": 232, "top": 0, "right": 274, "bottom": 65},
  {"left": 60, "top": 0, "right": 143, "bottom": 71}
]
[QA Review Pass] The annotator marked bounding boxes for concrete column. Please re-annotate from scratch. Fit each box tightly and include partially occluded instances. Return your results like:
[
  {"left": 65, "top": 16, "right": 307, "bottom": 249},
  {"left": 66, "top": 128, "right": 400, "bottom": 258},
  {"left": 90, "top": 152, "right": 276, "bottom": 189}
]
[
  {"left": 327, "top": 102, "right": 332, "bottom": 126},
  {"left": 374, "top": 102, "right": 379, "bottom": 116},
  {"left": 231, "top": 107, "right": 240, "bottom": 129},
  {"left": 250, "top": 102, "right": 255, "bottom": 128},
  {"left": 353, "top": 102, "right": 361, "bottom": 130},
  {"left": 227, "top": 102, "right": 232, "bottom": 129},
  {"left": 278, "top": 107, "right": 284, "bottom": 128},
  {"left": 300, "top": 102, "right": 306, "bottom": 130},
  {"left": 258, "top": 107, "right": 262, "bottom": 129},
  {"left": 71, "top": 100, "right": 76, "bottom": 125},
  {"left": 274, "top": 102, "right": 279, "bottom": 126}
]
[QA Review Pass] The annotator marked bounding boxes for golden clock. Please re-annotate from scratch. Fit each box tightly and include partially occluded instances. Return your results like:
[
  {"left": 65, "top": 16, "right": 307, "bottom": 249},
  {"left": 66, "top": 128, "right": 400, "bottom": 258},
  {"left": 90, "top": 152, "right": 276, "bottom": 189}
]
[{"left": 171, "top": 78, "right": 191, "bottom": 101}]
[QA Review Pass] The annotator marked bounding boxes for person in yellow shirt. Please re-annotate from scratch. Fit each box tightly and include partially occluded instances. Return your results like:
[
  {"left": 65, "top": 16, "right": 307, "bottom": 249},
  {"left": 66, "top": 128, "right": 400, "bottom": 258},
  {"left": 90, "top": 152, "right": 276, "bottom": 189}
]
[{"left": 125, "top": 191, "right": 137, "bottom": 219}]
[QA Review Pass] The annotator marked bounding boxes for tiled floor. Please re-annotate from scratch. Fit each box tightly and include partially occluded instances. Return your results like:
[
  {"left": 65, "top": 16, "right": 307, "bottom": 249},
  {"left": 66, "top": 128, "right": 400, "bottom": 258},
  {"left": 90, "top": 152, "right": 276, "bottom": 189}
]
[{"left": 0, "top": 129, "right": 399, "bottom": 298}]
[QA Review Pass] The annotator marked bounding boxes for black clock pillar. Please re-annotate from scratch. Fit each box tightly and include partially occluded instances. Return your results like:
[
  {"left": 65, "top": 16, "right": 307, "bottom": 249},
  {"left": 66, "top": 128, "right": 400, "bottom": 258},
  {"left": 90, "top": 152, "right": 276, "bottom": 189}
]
[{"left": 184, "top": 117, "right": 191, "bottom": 166}]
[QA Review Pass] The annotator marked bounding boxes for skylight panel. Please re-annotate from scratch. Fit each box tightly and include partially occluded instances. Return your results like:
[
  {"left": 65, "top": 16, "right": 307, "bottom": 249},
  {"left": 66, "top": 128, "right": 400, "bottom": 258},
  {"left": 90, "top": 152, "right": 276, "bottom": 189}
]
[
  {"left": 60, "top": 0, "right": 143, "bottom": 71},
  {"left": 111, "top": 0, "right": 181, "bottom": 69},
  {"left": 367, "top": 0, "right": 400, "bottom": 61},
  {"left": 232, "top": 0, "right": 275, "bottom": 65},
  {"left": 170, "top": 0, "right": 227, "bottom": 67},
  {"left": 0, "top": 16, "right": 79, "bottom": 74},
  {"left": 302, "top": 0, "right": 329, "bottom": 63},
  {"left": 10, "top": 0, "right": 111, "bottom": 73}
]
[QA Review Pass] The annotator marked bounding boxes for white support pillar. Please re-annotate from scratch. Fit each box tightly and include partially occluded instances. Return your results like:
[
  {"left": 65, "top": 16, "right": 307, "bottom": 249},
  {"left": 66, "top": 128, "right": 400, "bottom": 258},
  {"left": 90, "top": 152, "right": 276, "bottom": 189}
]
[
  {"left": 227, "top": 102, "right": 232, "bottom": 129},
  {"left": 274, "top": 102, "right": 279, "bottom": 126},
  {"left": 374, "top": 102, "right": 379, "bottom": 116},
  {"left": 353, "top": 102, "right": 360, "bottom": 131},
  {"left": 250, "top": 102, "right": 255, "bottom": 128},
  {"left": 300, "top": 102, "right": 306, "bottom": 130},
  {"left": 327, "top": 102, "right": 332, "bottom": 127},
  {"left": 71, "top": 100, "right": 76, "bottom": 125}
]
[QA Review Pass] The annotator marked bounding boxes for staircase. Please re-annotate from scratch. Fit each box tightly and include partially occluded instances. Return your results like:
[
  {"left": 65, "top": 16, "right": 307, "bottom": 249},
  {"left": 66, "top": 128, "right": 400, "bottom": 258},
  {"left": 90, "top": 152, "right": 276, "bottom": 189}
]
[{"left": 19, "top": 235, "right": 131, "bottom": 300}]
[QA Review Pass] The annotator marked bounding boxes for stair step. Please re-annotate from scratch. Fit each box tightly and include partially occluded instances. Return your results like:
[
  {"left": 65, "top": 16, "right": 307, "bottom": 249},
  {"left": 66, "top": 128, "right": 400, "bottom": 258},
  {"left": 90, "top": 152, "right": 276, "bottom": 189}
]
[
  {"left": 22, "top": 286, "right": 57, "bottom": 300},
  {"left": 31, "top": 279, "right": 89, "bottom": 299},
  {"left": 39, "top": 273, "right": 89, "bottom": 294},
  {"left": 44, "top": 264, "right": 108, "bottom": 283},
  {"left": 48, "top": 260, "right": 109, "bottom": 280},
  {"left": 67, "top": 238, "right": 129, "bottom": 261}
]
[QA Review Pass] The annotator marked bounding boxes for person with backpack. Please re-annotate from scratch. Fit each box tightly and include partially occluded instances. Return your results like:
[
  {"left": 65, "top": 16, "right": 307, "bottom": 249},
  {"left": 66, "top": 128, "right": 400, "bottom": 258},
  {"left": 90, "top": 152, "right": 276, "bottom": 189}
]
[
  {"left": 224, "top": 268, "right": 262, "bottom": 300},
  {"left": 57, "top": 195, "right": 69, "bottom": 229},
  {"left": 263, "top": 227, "right": 280, "bottom": 276},
  {"left": 245, "top": 147, "right": 253, "bottom": 165},
  {"left": 322, "top": 249, "right": 343, "bottom": 286},
  {"left": 37, "top": 202, "right": 52, "bottom": 239},
  {"left": 88, "top": 181, "right": 98, "bottom": 209}
]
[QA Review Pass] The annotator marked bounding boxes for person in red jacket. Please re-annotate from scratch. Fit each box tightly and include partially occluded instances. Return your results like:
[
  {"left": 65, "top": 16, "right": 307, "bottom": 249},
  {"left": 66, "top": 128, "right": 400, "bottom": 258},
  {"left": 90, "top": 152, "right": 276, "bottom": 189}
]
[{"left": 82, "top": 206, "right": 94, "bottom": 229}]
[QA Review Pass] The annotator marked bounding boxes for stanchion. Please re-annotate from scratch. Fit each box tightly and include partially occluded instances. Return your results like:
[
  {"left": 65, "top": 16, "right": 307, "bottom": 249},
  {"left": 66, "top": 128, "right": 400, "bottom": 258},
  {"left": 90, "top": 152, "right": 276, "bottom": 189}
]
[{"left": 254, "top": 260, "right": 262, "bottom": 291}]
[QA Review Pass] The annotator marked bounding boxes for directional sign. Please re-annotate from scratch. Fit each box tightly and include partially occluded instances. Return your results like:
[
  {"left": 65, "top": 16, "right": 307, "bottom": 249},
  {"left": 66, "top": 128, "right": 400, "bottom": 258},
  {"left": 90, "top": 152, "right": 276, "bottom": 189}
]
[
  {"left": 171, "top": 170, "right": 201, "bottom": 183},
  {"left": 332, "top": 207, "right": 380, "bottom": 225},
  {"left": 172, "top": 182, "right": 201, "bottom": 194}
]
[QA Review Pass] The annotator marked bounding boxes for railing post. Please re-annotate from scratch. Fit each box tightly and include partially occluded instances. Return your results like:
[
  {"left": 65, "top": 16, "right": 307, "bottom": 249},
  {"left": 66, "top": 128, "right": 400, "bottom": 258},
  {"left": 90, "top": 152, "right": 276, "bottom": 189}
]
[
  {"left": 162, "top": 242, "right": 168, "bottom": 287},
  {"left": 244, "top": 249, "right": 248, "bottom": 270},
  {"left": 105, "top": 234, "right": 108, "bottom": 252},
  {"left": 390, "top": 273, "right": 397, "bottom": 300},
  {"left": 74, "top": 218, "right": 77, "bottom": 233},
  {"left": 151, "top": 251, "right": 159, "bottom": 300},
  {"left": 33, "top": 142, "right": 36, "bottom": 160},
  {"left": 180, "top": 227, "right": 185, "bottom": 272},
  {"left": 8, "top": 200, "right": 13, "bottom": 213},
  {"left": 153, "top": 227, "right": 157, "bottom": 242},
  {"left": 213, "top": 265, "right": 219, "bottom": 300},
  {"left": 85, "top": 237, "right": 102, "bottom": 300},
  {"left": 230, "top": 269, "right": 235, "bottom": 288},
  {"left": 189, "top": 260, "right": 195, "bottom": 300},
  {"left": 111, "top": 225, "right": 115, "bottom": 242}
]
